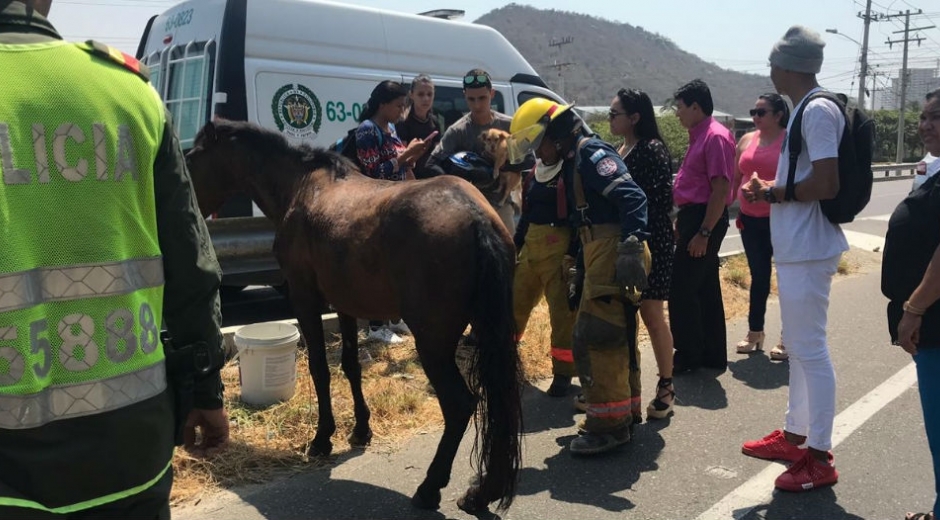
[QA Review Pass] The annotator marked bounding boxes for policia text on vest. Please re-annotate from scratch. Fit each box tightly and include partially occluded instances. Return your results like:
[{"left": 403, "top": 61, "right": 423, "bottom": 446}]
[{"left": 0, "top": 122, "right": 139, "bottom": 184}]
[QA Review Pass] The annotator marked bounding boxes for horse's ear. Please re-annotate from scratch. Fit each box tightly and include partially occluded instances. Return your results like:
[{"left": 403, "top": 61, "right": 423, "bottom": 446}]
[{"left": 203, "top": 121, "right": 218, "bottom": 144}]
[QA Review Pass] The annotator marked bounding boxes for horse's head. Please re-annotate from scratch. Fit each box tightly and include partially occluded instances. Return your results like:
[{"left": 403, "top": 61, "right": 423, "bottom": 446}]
[{"left": 186, "top": 121, "right": 244, "bottom": 218}]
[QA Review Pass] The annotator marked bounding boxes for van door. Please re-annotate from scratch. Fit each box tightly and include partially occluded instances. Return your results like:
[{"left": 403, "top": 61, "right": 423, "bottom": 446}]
[
  {"left": 250, "top": 66, "right": 404, "bottom": 148},
  {"left": 142, "top": 39, "right": 217, "bottom": 149}
]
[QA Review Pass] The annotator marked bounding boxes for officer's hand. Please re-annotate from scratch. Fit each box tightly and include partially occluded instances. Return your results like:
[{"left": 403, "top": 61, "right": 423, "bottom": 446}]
[
  {"left": 184, "top": 407, "right": 230, "bottom": 458},
  {"left": 615, "top": 236, "right": 649, "bottom": 292}
]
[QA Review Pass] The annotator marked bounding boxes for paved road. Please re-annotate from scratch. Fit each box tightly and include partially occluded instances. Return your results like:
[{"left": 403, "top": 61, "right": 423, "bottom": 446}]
[
  {"left": 178, "top": 251, "right": 933, "bottom": 519},
  {"left": 718, "top": 178, "right": 910, "bottom": 256}
]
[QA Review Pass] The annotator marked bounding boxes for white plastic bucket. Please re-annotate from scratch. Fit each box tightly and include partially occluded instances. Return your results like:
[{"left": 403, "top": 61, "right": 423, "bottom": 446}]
[{"left": 234, "top": 322, "right": 301, "bottom": 406}]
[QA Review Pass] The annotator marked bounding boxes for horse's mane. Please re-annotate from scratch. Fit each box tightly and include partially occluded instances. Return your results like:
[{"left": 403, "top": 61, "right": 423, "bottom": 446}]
[{"left": 209, "top": 120, "right": 355, "bottom": 179}]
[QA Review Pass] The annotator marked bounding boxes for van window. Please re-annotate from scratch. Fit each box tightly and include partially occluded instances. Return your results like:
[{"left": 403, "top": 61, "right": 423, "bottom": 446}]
[
  {"left": 432, "top": 86, "right": 505, "bottom": 128},
  {"left": 142, "top": 40, "right": 216, "bottom": 148},
  {"left": 517, "top": 91, "right": 555, "bottom": 106}
]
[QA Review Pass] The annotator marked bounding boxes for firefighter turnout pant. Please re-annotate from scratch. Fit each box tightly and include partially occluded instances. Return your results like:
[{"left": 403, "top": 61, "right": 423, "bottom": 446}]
[
  {"left": 573, "top": 228, "right": 648, "bottom": 433},
  {"left": 513, "top": 224, "right": 576, "bottom": 377}
]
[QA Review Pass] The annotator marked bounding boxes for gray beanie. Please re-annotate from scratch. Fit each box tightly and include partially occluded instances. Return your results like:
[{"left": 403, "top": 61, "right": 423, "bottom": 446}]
[{"left": 769, "top": 25, "right": 825, "bottom": 74}]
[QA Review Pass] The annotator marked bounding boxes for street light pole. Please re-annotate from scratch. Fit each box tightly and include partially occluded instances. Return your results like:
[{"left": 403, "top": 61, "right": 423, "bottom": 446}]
[{"left": 825, "top": 28, "right": 864, "bottom": 103}]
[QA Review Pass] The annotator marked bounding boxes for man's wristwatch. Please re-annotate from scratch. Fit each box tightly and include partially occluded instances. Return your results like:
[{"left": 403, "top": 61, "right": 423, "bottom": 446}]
[
  {"left": 699, "top": 227, "right": 712, "bottom": 238},
  {"left": 763, "top": 186, "right": 779, "bottom": 204}
]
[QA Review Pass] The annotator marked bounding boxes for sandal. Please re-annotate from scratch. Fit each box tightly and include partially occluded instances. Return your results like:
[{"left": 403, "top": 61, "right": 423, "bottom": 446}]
[
  {"left": 736, "top": 331, "right": 765, "bottom": 354},
  {"left": 646, "top": 377, "right": 675, "bottom": 420},
  {"left": 906, "top": 513, "right": 935, "bottom": 520},
  {"left": 770, "top": 342, "right": 789, "bottom": 361}
]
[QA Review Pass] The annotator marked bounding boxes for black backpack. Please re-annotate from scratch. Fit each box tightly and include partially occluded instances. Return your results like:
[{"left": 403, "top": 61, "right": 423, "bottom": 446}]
[
  {"left": 328, "top": 126, "right": 383, "bottom": 171},
  {"left": 785, "top": 91, "right": 874, "bottom": 224}
]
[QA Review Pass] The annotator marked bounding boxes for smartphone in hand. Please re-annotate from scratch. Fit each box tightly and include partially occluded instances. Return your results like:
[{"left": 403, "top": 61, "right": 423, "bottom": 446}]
[{"left": 424, "top": 130, "right": 439, "bottom": 142}]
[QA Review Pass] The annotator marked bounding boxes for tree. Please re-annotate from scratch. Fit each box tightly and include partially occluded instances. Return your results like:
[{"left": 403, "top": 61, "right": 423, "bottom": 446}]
[
  {"left": 872, "top": 109, "right": 923, "bottom": 163},
  {"left": 586, "top": 113, "right": 688, "bottom": 167}
]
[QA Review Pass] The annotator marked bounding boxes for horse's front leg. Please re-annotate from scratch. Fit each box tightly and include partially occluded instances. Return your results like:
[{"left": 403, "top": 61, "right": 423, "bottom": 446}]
[
  {"left": 338, "top": 312, "right": 372, "bottom": 447},
  {"left": 290, "top": 289, "right": 335, "bottom": 457}
]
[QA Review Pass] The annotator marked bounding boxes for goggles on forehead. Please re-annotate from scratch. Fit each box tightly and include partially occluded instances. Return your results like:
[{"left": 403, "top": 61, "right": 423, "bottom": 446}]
[{"left": 463, "top": 74, "right": 491, "bottom": 87}]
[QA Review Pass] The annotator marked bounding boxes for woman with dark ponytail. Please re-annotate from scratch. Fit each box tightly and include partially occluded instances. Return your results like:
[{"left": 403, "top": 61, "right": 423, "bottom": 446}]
[
  {"left": 355, "top": 80, "right": 433, "bottom": 343},
  {"left": 355, "top": 80, "right": 429, "bottom": 182},
  {"left": 608, "top": 88, "right": 676, "bottom": 423}
]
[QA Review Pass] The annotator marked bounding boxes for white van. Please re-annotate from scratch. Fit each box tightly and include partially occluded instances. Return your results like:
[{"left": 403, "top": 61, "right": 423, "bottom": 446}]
[{"left": 136, "top": 0, "right": 564, "bottom": 288}]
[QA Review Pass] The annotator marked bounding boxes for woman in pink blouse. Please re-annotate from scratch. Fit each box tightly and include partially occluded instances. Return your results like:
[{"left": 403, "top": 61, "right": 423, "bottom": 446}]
[{"left": 732, "top": 93, "right": 789, "bottom": 359}]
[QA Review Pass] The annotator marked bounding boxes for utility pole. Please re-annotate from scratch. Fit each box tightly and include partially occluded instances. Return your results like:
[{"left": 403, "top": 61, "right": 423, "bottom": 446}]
[
  {"left": 857, "top": 0, "right": 873, "bottom": 108},
  {"left": 884, "top": 9, "right": 932, "bottom": 162},
  {"left": 548, "top": 36, "right": 574, "bottom": 100}
]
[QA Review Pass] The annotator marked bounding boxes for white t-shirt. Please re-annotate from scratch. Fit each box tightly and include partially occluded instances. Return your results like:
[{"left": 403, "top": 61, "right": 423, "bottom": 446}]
[{"left": 771, "top": 88, "right": 850, "bottom": 263}]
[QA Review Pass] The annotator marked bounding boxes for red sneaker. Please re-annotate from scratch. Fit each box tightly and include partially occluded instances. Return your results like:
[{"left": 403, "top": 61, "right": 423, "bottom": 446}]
[
  {"left": 774, "top": 450, "right": 838, "bottom": 492},
  {"left": 741, "top": 429, "right": 805, "bottom": 463}
]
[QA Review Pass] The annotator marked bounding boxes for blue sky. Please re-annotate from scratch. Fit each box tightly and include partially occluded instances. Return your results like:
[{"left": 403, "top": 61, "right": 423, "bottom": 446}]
[{"left": 47, "top": 0, "right": 940, "bottom": 102}]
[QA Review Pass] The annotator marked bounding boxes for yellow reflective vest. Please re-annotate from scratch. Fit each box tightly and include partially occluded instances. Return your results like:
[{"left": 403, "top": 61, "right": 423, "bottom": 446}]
[{"left": 0, "top": 40, "right": 172, "bottom": 513}]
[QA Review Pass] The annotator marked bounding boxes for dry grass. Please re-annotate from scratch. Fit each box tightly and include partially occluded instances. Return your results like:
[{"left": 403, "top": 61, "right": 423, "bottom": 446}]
[{"left": 172, "top": 250, "right": 856, "bottom": 504}]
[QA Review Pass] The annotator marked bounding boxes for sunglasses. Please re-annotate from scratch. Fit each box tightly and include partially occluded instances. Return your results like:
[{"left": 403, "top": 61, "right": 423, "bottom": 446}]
[
  {"left": 608, "top": 110, "right": 626, "bottom": 120},
  {"left": 749, "top": 108, "right": 770, "bottom": 117},
  {"left": 463, "top": 74, "right": 491, "bottom": 86}
]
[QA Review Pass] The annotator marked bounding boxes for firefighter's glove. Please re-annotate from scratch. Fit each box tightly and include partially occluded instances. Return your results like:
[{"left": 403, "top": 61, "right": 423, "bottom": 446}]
[{"left": 615, "top": 235, "right": 648, "bottom": 293}]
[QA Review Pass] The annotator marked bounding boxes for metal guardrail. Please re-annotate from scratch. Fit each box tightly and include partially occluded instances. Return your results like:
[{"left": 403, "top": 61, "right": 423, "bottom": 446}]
[
  {"left": 206, "top": 216, "right": 282, "bottom": 288},
  {"left": 208, "top": 163, "right": 920, "bottom": 288},
  {"left": 873, "top": 162, "right": 918, "bottom": 179}
]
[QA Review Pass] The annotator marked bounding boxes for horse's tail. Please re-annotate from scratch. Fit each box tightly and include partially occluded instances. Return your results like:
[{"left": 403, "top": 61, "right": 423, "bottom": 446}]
[{"left": 469, "top": 217, "right": 523, "bottom": 511}]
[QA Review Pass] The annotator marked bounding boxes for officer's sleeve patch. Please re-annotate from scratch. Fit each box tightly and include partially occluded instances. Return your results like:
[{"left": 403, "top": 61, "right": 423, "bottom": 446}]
[
  {"left": 596, "top": 157, "right": 619, "bottom": 177},
  {"left": 589, "top": 149, "right": 606, "bottom": 164},
  {"left": 77, "top": 40, "right": 151, "bottom": 82}
]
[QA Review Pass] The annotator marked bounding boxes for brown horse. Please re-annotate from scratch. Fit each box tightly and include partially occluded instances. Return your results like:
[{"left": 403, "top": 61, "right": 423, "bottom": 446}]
[{"left": 185, "top": 120, "right": 522, "bottom": 513}]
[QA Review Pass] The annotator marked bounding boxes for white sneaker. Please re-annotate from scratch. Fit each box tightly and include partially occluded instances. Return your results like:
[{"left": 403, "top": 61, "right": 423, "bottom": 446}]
[
  {"left": 388, "top": 319, "right": 411, "bottom": 336},
  {"left": 367, "top": 327, "right": 403, "bottom": 344}
]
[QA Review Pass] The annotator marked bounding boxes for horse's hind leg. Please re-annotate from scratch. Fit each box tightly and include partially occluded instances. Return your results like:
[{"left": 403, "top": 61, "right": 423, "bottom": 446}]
[
  {"left": 338, "top": 312, "right": 372, "bottom": 447},
  {"left": 411, "top": 339, "right": 474, "bottom": 510}
]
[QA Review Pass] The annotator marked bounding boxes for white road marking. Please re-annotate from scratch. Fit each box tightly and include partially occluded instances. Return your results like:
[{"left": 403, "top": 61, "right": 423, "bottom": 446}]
[
  {"left": 843, "top": 229, "right": 886, "bottom": 251},
  {"left": 696, "top": 363, "right": 917, "bottom": 520},
  {"left": 855, "top": 213, "right": 892, "bottom": 222}
]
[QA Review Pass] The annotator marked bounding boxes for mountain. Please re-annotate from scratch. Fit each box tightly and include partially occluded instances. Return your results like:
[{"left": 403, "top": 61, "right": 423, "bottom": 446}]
[{"left": 475, "top": 4, "right": 774, "bottom": 116}]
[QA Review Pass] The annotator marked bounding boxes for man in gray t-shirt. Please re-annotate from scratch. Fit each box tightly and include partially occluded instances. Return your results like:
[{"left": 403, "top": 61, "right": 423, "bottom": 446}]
[{"left": 428, "top": 69, "right": 532, "bottom": 233}]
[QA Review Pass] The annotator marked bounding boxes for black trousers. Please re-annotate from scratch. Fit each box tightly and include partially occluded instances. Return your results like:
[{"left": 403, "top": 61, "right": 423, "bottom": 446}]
[
  {"left": 0, "top": 468, "right": 171, "bottom": 520},
  {"left": 738, "top": 213, "right": 773, "bottom": 332},
  {"left": 669, "top": 204, "right": 729, "bottom": 370}
]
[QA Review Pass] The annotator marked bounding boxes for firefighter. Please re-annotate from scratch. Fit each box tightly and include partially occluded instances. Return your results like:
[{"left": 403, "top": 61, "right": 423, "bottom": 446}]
[
  {"left": 513, "top": 154, "right": 579, "bottom": 396},
  {"left": 508, "top": 98, "right": 650, "bottom": 454}
]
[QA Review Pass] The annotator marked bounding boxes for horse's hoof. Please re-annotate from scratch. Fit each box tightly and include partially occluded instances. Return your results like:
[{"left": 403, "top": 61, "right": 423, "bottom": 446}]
[
  {"left": 307, "top": 439, "right": 333, "bottom": 458},
  {"left": 457, "top": 486, "right": 489, "bottom": 515},
  {"left": 347, "top": 428, "right": 373, "bottom": 448},
  {"left": 410, "top": 486, "right": 441, "bottom": 510}
]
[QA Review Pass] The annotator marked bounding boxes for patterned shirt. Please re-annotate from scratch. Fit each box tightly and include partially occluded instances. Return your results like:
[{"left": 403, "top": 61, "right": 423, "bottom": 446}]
[{"left": 355, "top": 119, "right": 407, "bottom": 181}]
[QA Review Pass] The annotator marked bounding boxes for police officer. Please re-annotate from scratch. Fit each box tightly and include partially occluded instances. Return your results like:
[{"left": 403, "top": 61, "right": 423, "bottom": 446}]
[
  {"left": 508, "top": 98, "right": 650, "bottom": 455},
  {"left": 0, "top": 1, "right": 228, "bottom": 517}
]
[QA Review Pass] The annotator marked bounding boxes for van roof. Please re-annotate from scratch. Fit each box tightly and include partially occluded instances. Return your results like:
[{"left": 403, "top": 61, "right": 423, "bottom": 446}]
[{"left": 244, "top": 0, "right": 538, "bottom": 82}]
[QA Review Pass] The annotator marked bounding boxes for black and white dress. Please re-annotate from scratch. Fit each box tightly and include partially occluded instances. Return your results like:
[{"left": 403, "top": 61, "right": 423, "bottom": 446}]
[{"left": 623, "top": 139, "right": 675, "bottom": 301}]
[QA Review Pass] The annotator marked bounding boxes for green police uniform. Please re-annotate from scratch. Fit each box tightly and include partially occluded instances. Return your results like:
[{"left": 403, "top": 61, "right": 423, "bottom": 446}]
[{"left": 0, "top": 3, "right": 223, "bottom": 517}]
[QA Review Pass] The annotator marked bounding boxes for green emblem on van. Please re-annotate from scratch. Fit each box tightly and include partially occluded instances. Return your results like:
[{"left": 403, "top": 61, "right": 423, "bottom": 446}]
[{"left": 272, "top": 84, "right": 322, "bottom": 139}]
